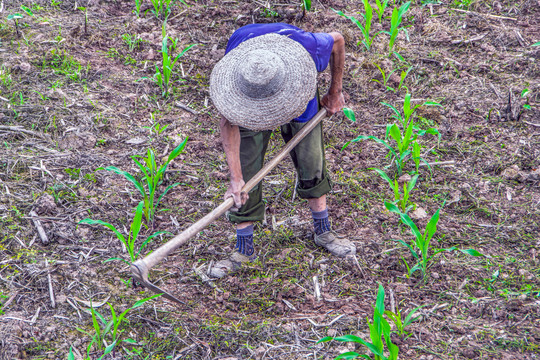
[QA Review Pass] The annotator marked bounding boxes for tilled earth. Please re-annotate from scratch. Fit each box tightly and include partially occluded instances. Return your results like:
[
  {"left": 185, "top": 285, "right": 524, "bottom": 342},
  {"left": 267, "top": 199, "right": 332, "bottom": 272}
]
[{"left": 0, "top": 0, "right": 539, "bottom": 359}]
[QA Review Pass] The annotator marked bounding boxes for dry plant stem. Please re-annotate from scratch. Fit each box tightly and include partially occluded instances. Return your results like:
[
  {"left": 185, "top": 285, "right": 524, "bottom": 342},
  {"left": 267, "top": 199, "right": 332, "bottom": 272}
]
[
  {"left": 45, "top": 259, "right": 56, "bottom": 308},
  {"left": 523, "top": 120, "right": 540, "bottom": 127},
  {"left": 0, "top": 125, "right": 46, "bottom": 139},
  {"left": 419, "top": 160, "right": 455, "bottom": 167},
  {"left": 29, "top": 210, "right": 49, "bottom": 245},
  {"left": 451, "top": 7, "right": 517, "bottom": 21}
]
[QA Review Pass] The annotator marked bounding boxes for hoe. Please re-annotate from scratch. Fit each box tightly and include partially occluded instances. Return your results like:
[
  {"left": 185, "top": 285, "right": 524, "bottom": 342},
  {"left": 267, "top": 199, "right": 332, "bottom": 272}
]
[{"left": 130, "top": 109, "right": 329, "bottom": 304}]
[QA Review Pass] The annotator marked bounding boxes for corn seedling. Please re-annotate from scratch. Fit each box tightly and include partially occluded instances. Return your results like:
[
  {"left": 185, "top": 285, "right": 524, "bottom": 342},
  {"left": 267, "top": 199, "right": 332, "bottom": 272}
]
[
  {"left": 385, "top": 201, "right": 484, "bottom": 279},
  {"left": 318, "top": 284, "right": 399, "bottom": 360},
  {"left": 153, "top": 36, "right": 195, "bottom": 98},
  {"left": 372, "top": 63, "right": 397, "bottom": 92},
  {"left": 150, "top": 0, "right": 173, "bottom": 20},
  {"left": 75, "top": 294, "right": 161, "bottom": 359},
  {"left": 79, "top": 201, "right": 169, "bottom": 265},
  {"left": 381, "top": 1, "right": 411, "bottom": 52},
  {"left": 134, "top": 0, "right": 142, "bottom": 17},
  {"left": 333, "top": 0, "right": 377, "bottom": 51},
  {"left": 375, "top": 169, "right": 417, "bottom": 213},
  {"left": 374, "top": 0, "right": 389, "bottom": 22},
  {"left": 384, "top": 301, "right": 426, "bottom": 337},
  {"left": 98, "top": 138, "right": 188, "bottom": 224},
  {"left": 77, "top": 7, "right": 88, "bottom": 35},
  {"left": 382, "top": 93, "right": 441, "bottom": 130}
]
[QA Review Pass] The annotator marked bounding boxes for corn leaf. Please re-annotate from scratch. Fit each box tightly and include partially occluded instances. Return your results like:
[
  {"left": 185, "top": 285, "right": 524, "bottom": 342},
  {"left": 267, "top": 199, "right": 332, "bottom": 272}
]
[
  {"left": 99, "top": 166, "right": 145, "bottom": 198},
  {"left": 459, "top": 249, "right": 484, "bottom": 257},
  {"left": 79, "top": 218, "right": 125, "bottom": 244},
  {"left": 343, "top": 107, "right": 356, "bottom": 122},
  {"left": 391, "top": 238, "right": 418, "bottom": 259}
]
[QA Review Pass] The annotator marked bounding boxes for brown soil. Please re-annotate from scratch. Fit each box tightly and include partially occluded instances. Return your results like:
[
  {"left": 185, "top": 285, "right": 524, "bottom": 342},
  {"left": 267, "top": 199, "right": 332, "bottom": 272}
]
[{"left": 0, "top": 0, "right": 539, "bottom": 359}]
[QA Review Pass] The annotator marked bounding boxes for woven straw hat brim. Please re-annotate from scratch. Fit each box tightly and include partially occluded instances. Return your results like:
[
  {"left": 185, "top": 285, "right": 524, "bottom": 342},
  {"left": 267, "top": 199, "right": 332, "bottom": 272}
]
[{"left": 210, "top": 33, "right": 317, "bottom": 131}]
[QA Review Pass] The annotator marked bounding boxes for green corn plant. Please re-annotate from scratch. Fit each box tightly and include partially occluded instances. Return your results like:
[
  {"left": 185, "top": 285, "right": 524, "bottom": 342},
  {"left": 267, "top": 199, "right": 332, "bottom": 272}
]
[
  {"left": 79, "top": 201, "right": 169, "bottom": 264},
  {"left": 134, "top": 0, "right": 142, "bottom": 17},
  {"left": 77, "top": 7, "right": 88, "bottom": 34},
  {"left": 150, "top": 0, "right": 176, "bottom": 20},
  {"left": 381, "top": 1, "right": 411, "bottom": 52},
  {"left": 318, "top": 284, "right": 399, "bottom": 360},
  {"left": 98, "top": 138, "right": 188, "bottom": 223},
  {"left": 372, "top": 63, "right": 397, "bottom": 92},
  {"left": 385, "top": 201, "right": 484, "bottom": 279},
  {"left": 342, "top": 96, "right": 440, "bottom": 175},
  {"left": 384, "top": 301, "right": 426, "bottom": 337},
  {"left": 153, "top": 37, "right": 195, "bottom": 98},
  {"left": 375, "top": 169, "right": 417, "bottom": 213},
  {"left": 374, "top": 0, "right": 389, "bottom": 22},
  {"left": 75, "top": 294, "right": 161, "bottom": 359},
  {"left": 332, "top": 0, "right": 377, "bottom": 51}
]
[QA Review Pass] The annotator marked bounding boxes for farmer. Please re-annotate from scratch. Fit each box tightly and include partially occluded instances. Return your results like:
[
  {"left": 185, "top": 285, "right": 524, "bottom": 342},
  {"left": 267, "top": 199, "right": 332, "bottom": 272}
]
[{"left": 208, "top": 23, "right": 356, "bottom": 278}]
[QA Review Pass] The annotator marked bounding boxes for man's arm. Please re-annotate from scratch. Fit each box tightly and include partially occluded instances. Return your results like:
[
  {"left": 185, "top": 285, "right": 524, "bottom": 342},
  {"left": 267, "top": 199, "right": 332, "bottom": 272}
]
[
  {"left": 219, "top": 116, "right": 248, "bottom": 208},
  {"left": 320, "top": 32, "right": 345, "bottom": 115}
]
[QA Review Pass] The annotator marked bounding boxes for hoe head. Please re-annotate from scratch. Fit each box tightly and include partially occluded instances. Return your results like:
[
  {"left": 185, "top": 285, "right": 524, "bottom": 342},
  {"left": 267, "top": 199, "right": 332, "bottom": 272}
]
[{"left": 130, "top": 260, "right": 184, "bottom": 305}]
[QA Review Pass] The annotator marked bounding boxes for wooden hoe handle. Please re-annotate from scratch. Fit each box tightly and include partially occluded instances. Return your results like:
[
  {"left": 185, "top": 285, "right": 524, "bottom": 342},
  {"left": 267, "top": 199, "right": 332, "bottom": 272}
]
[{"left": 131, "top": 108, "right": 328, "bottom": 303}]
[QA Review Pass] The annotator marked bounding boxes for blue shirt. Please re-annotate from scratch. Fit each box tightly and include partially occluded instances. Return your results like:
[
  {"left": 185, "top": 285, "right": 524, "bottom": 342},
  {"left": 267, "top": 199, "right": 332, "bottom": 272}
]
[{"left": 226, "top": 23, "right": 334, "bottom": 123}]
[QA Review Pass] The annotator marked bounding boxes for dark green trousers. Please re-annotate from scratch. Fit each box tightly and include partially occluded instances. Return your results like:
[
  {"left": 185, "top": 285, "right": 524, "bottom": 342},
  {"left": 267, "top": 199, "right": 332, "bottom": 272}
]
[{"left": 227, "top": 119, "right": 332, "bottom": 224}]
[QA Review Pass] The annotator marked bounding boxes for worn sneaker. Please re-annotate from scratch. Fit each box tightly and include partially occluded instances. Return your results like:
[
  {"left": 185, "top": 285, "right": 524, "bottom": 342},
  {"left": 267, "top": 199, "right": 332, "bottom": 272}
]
[
  {"left": 207, "top": 251, "right": 257, "bottom": 279},
  {"left": 314, "top": 231, "right": 356, "bottom": 257}
]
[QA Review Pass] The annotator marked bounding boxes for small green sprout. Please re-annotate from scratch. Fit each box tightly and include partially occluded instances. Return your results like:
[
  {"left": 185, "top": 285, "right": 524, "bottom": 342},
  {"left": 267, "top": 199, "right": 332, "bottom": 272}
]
[
  {"left": 152, "top": 36, "right": 195, "bottom": 98},
  {"left": 374, "top": 0, "right": 389, "bottom": 23},
  {"left": 7, "top": 13, "right": 24, "bottom": 38}
]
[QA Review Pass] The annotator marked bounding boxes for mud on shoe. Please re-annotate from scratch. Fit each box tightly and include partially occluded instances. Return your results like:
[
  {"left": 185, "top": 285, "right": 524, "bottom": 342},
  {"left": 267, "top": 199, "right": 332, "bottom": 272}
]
[
  {"left": 207, "top": 251, "right": 257, "bottom": 279},
  {"left": 314, "top": 231, "right": 356, "bottom": 257}
]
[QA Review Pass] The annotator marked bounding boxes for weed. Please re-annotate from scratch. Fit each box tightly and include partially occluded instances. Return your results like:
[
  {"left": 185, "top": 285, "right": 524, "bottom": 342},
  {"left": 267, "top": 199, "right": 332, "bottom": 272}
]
[
  {"left": 332, "top": 0, "right": 377, "bottom": 51},
  {"left": 381, "top": 1, "right": 411, "bottom": 53},
  {"left": 98, "top": 138, "right": 188, "bottom": 224},
  {"left": 7, "top": 13, "right": 23, "bottom": 38},
  {"left": 385, "top": 201, "right": 484, "bottom": 279},
  {"left": 143, "top": 112, "right": 169, "bottom": 137},
  {"left": 42, "top": 49, "right": 88, "bottom": 82},
  {"left": 79, "top": 201, "right": 168, "bottom": 265},
  {"left": 122, "top": 33, "right": 143, "bottom": 52},
  {"left": 319, "top": 284, "right": 399, "bottom": 360}
]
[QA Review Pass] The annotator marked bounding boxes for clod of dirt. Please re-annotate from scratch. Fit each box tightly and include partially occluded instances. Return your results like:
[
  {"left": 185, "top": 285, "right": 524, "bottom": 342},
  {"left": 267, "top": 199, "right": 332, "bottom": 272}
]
[
  {"left": 410, "top": 207, "right": 427, "bottom": 219},
  {"left": 33, "top": 193, "right": 57, "bottom": 215},
  {"left": 59, "top": 132, "right": 97, "bottom": 150}
]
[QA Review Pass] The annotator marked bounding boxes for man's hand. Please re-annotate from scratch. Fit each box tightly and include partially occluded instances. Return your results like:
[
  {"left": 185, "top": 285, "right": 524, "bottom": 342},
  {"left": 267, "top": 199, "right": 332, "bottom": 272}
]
[
  {"left": 225, "top": 179, "right": 248, "bottom": 210},
  {"left": 321, "top": 92, "right": 345, "bottom": 115}
]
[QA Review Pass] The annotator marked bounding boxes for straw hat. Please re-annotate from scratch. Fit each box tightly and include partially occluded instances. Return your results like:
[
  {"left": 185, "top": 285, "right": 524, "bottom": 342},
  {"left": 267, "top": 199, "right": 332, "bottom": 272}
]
[{"left": 210, "top": 33, "right": 317, "bottom": 131}]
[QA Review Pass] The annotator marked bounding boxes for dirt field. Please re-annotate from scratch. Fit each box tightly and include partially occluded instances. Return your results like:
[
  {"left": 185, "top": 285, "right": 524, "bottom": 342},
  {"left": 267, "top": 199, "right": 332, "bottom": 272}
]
[{"left": 0, "top": 0, "right": 539, "bottom": 359}]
